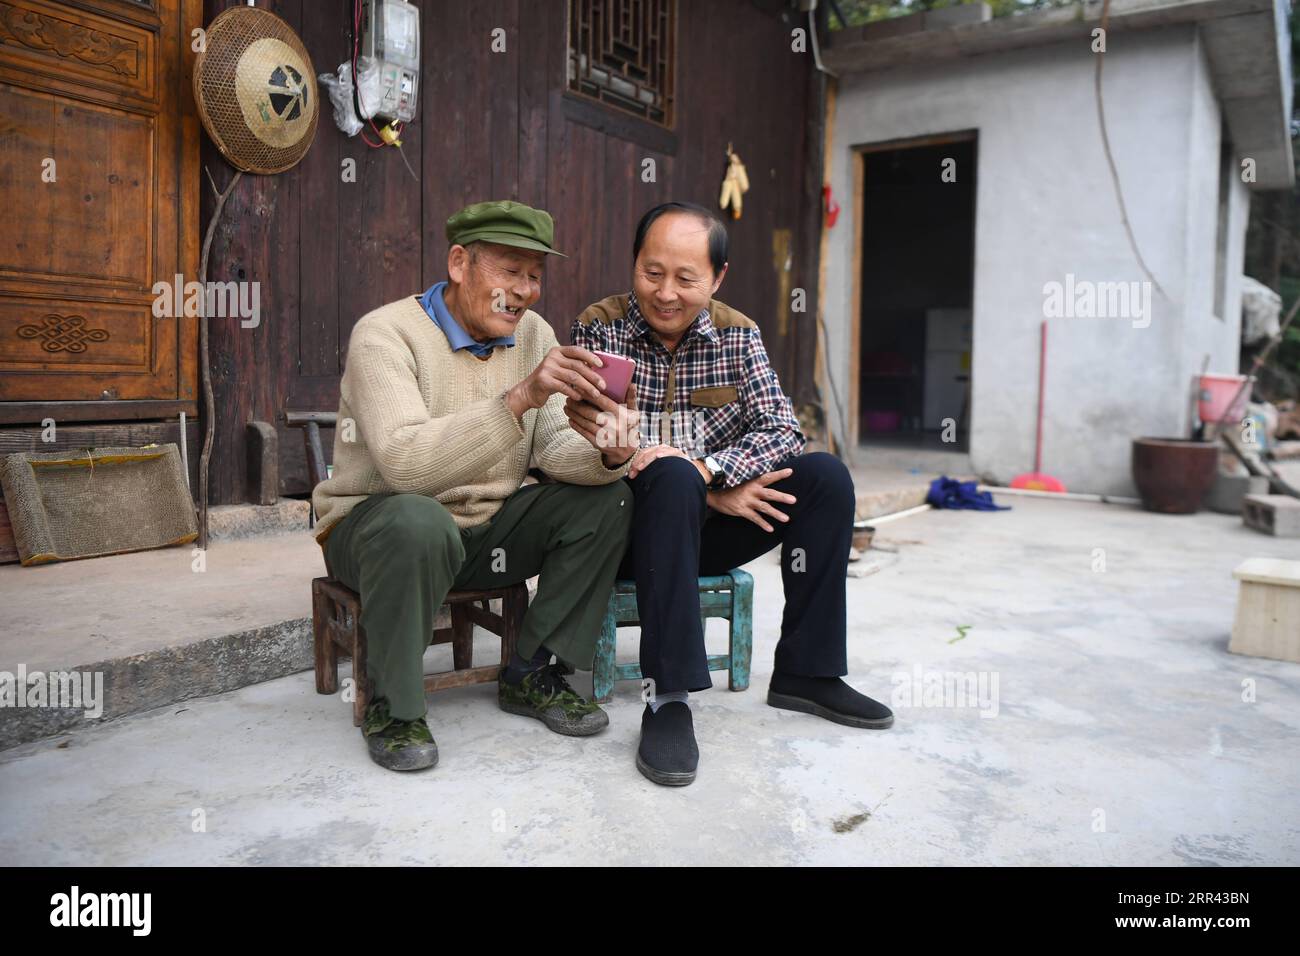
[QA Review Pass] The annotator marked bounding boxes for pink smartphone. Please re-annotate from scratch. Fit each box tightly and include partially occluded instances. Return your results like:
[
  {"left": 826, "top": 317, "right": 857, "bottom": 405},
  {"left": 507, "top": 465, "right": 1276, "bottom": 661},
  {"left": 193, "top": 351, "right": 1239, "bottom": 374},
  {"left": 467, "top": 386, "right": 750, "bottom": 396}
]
[{"left": 593, "top": 350, "right": 636, "bottom": 404}]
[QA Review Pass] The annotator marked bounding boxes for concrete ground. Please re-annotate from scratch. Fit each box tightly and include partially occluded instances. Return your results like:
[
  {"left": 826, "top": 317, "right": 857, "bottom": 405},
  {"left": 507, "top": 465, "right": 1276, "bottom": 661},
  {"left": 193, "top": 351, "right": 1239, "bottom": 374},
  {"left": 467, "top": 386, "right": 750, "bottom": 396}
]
[{"left": 2, "top": 492, "right": 1298, "bottom": 865}]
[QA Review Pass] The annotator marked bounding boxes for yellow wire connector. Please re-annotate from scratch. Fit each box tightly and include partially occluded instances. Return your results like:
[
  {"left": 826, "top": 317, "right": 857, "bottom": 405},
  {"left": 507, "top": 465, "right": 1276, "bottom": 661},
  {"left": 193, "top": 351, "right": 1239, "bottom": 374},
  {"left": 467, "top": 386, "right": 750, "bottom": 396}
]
[{"left": 379, "top": 124, "right": 402, "bottom": 147}]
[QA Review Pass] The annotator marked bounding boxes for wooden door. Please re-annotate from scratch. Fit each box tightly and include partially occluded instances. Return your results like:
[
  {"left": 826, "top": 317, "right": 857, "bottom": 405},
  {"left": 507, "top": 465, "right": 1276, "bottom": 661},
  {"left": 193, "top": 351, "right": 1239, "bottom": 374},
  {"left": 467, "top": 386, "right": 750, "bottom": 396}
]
[{"left": 0, "top": 0, "right": 199, "bottom": 424}]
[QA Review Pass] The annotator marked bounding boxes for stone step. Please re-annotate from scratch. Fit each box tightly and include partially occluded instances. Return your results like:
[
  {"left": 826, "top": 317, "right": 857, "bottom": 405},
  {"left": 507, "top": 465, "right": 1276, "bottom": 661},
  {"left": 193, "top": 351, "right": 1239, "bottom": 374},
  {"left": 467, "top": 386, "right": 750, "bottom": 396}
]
[
  {"left": 208, "top": 498, "right": 311, "bottom": 540},
  {"left": 1, "top": 529, "right": 323, "bottom": 749},
  {"left": 855, "top": 483, "right": 933, "bottom": 520}
]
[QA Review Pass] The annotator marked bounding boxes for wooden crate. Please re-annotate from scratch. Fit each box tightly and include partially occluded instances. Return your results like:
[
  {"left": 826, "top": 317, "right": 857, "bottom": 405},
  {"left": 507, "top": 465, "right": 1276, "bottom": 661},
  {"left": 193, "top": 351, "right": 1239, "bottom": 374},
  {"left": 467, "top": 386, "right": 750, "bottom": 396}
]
[
  {"left": 0, "top": 496, "right": 16, "bottom": 564},
  {"left": 1229, "top": 558, "right": 1300, "bottom": 664}
]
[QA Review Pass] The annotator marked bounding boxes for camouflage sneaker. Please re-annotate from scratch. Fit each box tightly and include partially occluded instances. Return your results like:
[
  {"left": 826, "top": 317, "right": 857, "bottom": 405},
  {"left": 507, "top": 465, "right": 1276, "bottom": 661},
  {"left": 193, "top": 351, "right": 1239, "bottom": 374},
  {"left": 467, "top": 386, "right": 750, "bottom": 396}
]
[
  {"left": 362, "top": 698, "right": 439, "bottom": 772},
  {"left": 498, "top": 663, "right": 609, "bottom": 736}
]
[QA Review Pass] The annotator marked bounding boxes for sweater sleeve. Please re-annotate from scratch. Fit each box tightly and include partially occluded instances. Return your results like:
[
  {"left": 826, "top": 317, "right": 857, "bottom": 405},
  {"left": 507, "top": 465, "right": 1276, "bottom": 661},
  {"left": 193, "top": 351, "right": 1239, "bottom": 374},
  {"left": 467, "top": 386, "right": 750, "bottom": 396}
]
[
  {"left": 346, "top": 321, "right": 526, "bottom": 495},
  {"left": 529, "top": 318, "right": 631, "bottom": 484}
]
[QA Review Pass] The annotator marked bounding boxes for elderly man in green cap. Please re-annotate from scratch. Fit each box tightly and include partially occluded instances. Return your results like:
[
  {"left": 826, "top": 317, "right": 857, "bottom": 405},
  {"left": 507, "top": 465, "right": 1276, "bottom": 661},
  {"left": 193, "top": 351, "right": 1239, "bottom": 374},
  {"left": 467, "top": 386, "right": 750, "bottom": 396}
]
[{"left": 312, "top": 201, "right": 640, "bottom": 771}]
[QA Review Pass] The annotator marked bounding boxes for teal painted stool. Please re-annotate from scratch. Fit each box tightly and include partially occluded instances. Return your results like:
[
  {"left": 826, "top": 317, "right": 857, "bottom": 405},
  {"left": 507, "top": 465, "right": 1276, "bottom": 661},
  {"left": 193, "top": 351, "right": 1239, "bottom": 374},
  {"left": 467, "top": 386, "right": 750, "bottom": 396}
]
[{"left": 592, "top": 569, "right": 754, "bottom": 703}]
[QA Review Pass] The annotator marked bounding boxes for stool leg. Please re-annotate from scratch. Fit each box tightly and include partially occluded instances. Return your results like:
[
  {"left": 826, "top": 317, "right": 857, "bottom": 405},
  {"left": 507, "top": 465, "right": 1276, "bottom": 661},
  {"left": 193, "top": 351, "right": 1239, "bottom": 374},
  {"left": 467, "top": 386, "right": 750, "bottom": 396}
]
[
  {"left": 313, "top": 585, "right": 338, "bottom": 695},
  {"left": 500, "top": 585, "right": 527, "bottom": 672},
  {"left": 451, "top": 604, "right": 473, "bottom": 671},
  {"left": 352, "top": 620, "right": 371, "bottom": 727},
  {"left": 728, "top": 570, "right": 754, "bottom": 692},
  {"left": 593, "top": 592, "right": 618, "bottom": 704}
]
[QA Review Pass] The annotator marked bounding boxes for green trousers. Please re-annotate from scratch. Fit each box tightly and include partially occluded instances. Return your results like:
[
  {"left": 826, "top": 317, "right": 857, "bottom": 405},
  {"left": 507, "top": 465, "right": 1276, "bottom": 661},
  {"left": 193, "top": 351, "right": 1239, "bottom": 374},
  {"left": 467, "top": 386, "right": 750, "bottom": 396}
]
[{"left": 324, "top": 481, "right": 633, "bottom": 721}]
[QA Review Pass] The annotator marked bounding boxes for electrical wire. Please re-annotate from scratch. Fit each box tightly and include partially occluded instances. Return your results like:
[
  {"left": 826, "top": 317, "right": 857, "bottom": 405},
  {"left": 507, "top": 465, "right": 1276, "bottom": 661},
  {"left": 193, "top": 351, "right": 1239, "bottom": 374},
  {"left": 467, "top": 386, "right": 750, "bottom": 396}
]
[
  {"left": 352, "top": 0, "right": 388, "bottom": 148},
  {"left": 1094, "top": 0, "right": 1167, "bottom": 300},
  {"left": 395, "top": 140, "right": 420, "bottom": 183},
  {"left": 357, "top": 2, "right": 387, "bottom": 142}
]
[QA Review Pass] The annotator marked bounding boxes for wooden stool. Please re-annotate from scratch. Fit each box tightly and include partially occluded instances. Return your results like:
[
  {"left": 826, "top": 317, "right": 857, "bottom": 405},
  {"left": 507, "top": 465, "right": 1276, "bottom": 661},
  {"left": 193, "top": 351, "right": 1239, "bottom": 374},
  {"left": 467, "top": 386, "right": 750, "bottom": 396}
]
[
  {"left": 1229, "top": 558, "right": 1300, "bottom": 665},
  {"left": 292, "top": 408, "right": 530, "bottom": 723},
  {"left": 592, "top": 569, "right": 754, "bottom": 703},
  {"left": 313, "top": 577, "right": 529, "bottom": 726}
]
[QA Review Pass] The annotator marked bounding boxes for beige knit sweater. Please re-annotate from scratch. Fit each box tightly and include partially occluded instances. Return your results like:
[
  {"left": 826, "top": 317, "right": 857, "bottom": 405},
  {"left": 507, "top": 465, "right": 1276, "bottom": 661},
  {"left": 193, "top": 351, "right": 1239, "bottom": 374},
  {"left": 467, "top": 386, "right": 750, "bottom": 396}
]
[{"left": 312, "top": 295, "right": 629, "bottom": 546}]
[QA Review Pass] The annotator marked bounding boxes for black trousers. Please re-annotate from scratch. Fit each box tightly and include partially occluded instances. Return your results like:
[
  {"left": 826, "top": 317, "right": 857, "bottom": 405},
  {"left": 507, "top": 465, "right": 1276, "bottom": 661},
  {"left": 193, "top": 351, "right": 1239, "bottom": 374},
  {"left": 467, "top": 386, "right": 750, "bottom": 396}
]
[{"left": 616, "top": 451, "right": 854, "bottom": 692}]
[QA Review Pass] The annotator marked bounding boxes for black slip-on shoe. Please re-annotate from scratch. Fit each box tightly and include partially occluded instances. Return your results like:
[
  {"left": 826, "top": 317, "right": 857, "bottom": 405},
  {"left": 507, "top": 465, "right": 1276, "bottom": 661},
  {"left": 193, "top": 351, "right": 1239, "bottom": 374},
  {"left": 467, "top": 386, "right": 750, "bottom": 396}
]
[
  {"left": 636, "top": 701, "right": 699, "bottom": 786},
  {"left": 769, "top": 686, "right": 894, "bottom": 728}
]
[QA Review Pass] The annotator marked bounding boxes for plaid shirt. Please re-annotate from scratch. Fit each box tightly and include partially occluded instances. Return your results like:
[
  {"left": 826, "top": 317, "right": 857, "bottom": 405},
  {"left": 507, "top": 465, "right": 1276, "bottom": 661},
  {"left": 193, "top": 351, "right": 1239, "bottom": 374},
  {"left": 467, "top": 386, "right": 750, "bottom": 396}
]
[{"left": 570, "top": 291, "right": 805, "bottom": 488}]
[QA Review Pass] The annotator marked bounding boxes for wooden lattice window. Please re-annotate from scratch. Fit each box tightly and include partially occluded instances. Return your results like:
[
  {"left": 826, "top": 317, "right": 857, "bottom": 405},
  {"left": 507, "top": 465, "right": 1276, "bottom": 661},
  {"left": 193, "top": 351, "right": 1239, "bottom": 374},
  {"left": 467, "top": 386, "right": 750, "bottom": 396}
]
[{"left": 568, "top": 0, "right": 676, "bottom": 128}]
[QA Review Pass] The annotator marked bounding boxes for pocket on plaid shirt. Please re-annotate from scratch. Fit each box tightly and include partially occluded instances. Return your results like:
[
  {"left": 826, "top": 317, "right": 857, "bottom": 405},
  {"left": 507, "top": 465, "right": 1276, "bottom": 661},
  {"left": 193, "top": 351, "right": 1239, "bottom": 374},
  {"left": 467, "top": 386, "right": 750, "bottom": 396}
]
[{"left": 688, "top": 385, "right": 739, "bottom": 408}]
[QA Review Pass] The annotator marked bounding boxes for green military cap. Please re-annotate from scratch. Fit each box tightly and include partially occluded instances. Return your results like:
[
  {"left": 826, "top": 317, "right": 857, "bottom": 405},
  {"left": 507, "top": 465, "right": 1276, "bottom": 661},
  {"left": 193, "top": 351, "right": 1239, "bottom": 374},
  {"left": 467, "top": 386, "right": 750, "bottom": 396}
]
[{"left": 445, "top": 200, "right": 567, "bottom": 257}]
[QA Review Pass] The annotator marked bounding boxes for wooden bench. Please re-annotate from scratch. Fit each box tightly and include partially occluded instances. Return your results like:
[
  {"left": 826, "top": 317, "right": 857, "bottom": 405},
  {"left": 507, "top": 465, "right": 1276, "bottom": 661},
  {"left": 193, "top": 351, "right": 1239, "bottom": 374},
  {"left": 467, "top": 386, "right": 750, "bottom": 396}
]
[{"left": 287, "top": 410, "right": 528, "bottom": 725}]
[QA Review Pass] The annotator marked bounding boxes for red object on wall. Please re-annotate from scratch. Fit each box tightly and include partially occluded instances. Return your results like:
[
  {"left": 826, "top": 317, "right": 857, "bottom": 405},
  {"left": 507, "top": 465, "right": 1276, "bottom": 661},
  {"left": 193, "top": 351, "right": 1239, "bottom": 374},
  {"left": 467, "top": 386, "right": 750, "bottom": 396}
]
[{"left": 823, "top": 184, "right": 840, "bottom": 228}]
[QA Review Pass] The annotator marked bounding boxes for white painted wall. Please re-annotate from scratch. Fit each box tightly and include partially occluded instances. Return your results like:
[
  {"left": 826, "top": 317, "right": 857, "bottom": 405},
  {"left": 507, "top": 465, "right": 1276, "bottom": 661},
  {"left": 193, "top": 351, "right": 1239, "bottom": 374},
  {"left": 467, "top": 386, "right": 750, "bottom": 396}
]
[{"left": 825, "top": 24, "right": 1247, "bottom": 494}]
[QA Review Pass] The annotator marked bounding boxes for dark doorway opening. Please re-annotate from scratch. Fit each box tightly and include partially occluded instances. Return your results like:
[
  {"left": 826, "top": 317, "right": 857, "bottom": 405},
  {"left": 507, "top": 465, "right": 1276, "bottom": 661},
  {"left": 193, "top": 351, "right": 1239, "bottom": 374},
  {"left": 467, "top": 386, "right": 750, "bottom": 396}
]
[{"left": 856, "top": 134, "right": 977, "bottom": 451}]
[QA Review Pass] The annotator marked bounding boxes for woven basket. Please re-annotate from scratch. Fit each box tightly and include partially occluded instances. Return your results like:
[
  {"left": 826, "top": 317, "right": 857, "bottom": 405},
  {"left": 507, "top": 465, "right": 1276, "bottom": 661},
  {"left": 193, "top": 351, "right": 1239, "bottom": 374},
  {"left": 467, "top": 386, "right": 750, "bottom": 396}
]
[{"left": 0, "top": 445, "right": 197, "bottom": 566}]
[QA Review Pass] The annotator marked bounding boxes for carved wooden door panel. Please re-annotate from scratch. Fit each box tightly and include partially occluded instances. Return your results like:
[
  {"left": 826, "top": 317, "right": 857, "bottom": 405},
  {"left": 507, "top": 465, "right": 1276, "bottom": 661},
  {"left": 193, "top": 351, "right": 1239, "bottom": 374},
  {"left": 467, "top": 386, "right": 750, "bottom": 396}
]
[{"left": 0, "top": 0, "right": 199, "bottom": 423}]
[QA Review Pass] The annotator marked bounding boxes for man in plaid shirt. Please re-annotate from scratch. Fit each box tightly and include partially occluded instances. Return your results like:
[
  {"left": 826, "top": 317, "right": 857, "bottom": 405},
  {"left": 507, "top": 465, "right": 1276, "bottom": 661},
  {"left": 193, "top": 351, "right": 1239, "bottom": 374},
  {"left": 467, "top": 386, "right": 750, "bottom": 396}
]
[{"left": 567, "top": 202, "right": 894, "bottom": 787}]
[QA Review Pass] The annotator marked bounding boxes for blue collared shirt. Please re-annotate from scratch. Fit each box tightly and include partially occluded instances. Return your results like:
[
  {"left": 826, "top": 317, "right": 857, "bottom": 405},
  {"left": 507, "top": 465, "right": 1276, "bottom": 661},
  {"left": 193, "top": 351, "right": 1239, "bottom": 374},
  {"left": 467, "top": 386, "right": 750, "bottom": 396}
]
[{"left": 418, "top": 281, "right": 515, "bottom": 358}]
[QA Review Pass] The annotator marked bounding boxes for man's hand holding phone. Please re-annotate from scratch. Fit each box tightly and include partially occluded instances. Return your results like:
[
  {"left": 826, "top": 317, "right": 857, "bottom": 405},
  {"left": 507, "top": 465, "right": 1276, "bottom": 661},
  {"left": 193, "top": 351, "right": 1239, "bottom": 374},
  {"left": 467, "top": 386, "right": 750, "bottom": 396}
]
[
  {"left": 506, "top": 345, "right": 609, "bottom": 419},
  {"left": 564, "top": 351, "right": 640, "bottom": 467}
]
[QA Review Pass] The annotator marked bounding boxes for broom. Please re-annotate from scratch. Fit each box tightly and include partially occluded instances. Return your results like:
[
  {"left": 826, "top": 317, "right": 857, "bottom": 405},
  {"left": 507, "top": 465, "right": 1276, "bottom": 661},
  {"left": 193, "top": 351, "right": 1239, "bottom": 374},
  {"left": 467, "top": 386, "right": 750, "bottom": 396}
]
[{"left": 1011, "top": 320, "right": 1067, "bottom": 493}]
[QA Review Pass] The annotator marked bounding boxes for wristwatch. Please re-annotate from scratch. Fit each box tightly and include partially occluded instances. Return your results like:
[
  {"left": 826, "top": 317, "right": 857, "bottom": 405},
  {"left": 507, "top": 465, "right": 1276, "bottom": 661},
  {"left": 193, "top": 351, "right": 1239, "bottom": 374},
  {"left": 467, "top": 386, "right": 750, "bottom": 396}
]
[{"left": 702, "top": 455, "right": 725, "bottom": 488}]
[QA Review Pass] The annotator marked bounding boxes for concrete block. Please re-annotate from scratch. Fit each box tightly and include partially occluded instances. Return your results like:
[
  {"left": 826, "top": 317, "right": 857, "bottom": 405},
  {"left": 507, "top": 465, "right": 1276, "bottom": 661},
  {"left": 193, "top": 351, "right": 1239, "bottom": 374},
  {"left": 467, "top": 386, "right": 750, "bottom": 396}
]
[
  {"left": 1242, "top": 494, "right": 1300, "bottom": 537},
  {"left": 1207, "top": 473, "right": 1269, "bottom": 514}
]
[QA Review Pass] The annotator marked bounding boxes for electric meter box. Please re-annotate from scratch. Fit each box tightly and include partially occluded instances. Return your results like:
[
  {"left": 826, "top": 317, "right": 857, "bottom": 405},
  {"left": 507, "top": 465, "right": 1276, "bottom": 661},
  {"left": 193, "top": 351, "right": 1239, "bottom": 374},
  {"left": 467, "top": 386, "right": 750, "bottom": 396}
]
[{"left": 360, "top": 0, "right": 420, "bottom": 124}]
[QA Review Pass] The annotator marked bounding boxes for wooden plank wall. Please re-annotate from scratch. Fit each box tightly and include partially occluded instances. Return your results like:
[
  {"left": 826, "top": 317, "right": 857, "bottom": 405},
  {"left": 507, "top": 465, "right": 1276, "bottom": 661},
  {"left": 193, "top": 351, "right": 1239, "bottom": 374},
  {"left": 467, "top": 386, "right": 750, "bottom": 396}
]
[{"left": 202, "top": 0, "right": 819, "bottom": 504}]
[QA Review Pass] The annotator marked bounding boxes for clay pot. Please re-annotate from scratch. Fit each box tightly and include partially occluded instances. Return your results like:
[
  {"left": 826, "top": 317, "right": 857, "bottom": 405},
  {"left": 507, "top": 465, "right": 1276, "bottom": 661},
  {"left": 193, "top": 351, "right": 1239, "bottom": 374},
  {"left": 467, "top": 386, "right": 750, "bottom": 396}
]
[
  {"left": 852, "top": 522, "right": 875, "bottom": 551},
  {"left": 1131, "top": 438, "right": 1219, "bottom": 514}
]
